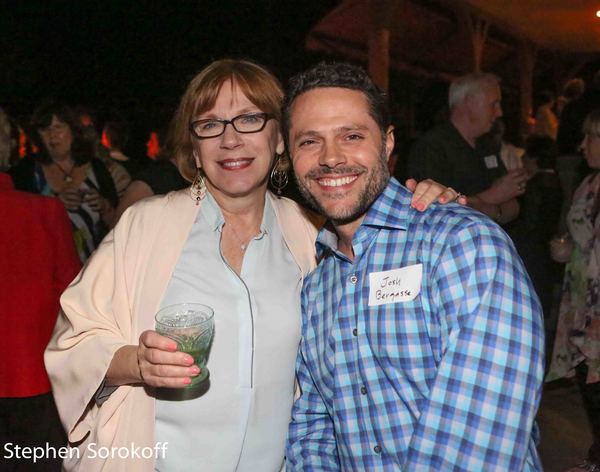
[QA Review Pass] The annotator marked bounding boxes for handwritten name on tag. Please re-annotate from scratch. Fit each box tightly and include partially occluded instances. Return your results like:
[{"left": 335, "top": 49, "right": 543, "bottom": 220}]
[
  {"left": 368, "top": 264, "right": 422, "bottom": 306},
  {"left": 483, "top": 154, "right": 499, "bottom": 169}
]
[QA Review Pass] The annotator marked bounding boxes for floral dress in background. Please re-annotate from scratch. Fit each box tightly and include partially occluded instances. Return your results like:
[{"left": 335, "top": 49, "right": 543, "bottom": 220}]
[{"left": 548, "top": 172, "right": 600, "bottom": 384}]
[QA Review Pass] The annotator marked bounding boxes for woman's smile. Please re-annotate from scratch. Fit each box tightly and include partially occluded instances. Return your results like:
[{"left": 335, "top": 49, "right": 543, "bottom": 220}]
[{"left": 217, "top": 158, "right": 255, "bottom": 170}]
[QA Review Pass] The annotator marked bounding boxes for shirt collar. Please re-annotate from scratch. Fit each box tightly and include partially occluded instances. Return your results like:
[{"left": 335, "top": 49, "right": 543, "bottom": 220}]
[
  {"left": 200, "top": 191, "right": 226, "bottom": 231},
  {"left": 0, "top": 172, "right": 14, "bottom": 191},
  {"left": 446, "top": 120, "right": 477, "bottom": 150},
  {"left": 315, "top": 178, "right": 411, "bottom": 254}
]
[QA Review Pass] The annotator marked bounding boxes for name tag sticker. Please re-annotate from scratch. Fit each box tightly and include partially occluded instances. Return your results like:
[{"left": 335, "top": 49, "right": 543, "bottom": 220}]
[
  {"left": 368, "top": 264, "right": 422, "bottom": 306},
  {"left": 484, "top": 154, "right": 499, "bottom": 169}
]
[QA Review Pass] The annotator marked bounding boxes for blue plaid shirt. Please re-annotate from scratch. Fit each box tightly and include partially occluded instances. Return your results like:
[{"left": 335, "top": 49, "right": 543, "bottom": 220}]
[{"left": 287, "top": 179, "right": 544, "bottom": 471}]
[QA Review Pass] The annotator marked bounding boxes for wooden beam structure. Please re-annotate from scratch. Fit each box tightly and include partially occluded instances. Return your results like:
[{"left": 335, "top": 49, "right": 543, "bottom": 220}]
[{"left": 367, "top": 0, "right": 398, "bottom": 91}]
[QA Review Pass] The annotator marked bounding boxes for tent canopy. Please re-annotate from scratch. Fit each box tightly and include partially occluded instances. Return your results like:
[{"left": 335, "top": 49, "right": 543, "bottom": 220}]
[
  {"left": 306, "top": 0, "right": 600, "bottom": 82},
  {"left": 465, "top": 0, "right": 600, "bottom": 53}
]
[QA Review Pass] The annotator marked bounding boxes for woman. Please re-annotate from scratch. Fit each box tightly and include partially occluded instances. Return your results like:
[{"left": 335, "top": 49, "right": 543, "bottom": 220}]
[
  {"left": 45, "top": 59, "right": 463, "bottom": 472},
  {"left": 0, "top": 107, "right": 81, "bottom": 472},
  {"left": 547, "top": 109, "right": 600, "bottom": 472},
  {"left": 9, "top": 102, "right": 118, "bottom": 261}
]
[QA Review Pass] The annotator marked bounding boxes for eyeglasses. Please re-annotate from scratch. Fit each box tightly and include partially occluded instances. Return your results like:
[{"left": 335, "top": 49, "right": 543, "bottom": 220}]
[{"left": 190, "top": 112, "right": 275, "bottom": 139}]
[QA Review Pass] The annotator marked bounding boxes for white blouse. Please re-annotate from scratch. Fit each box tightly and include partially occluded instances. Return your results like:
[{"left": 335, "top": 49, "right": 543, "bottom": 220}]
[{"left": 154, "top": 191, "right": 302, "bottom": 471}]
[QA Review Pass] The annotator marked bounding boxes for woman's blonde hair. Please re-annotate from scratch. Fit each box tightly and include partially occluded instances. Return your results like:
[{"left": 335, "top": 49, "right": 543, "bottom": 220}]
[
  {"left": 583, "top": 109, "right": 600, "bottom": 138},
  {"left": 172, "top": 59, "right": 284, "bottom": 181}
]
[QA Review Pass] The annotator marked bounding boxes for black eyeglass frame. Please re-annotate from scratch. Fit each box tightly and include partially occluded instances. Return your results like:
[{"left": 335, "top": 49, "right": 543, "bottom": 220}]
[{"left": 189, "top": 112, "right": 275, "bottom": 140}]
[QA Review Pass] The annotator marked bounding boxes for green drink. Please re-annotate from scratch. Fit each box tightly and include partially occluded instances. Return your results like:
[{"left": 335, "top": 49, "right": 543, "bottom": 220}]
[
  {"left": 155, "top": 303, "right": 215, "bottom": 387},
  {"left": 176, "top": 334, "right": 212, "bottom": 383}
]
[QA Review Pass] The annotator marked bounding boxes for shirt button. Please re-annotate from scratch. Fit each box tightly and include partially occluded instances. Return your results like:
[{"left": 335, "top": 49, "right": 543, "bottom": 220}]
[
  {"left": 352, "top": 328, "right": 358, "bottom": 336},
  {"left": 374, "top": 445, "right": 382, "bottom": 454},
  {"left": 360, "top": 386, "right": 367, "bottom": 395},
  {"left": 349, "top": 274, "right": 358, "bottom": 284}
]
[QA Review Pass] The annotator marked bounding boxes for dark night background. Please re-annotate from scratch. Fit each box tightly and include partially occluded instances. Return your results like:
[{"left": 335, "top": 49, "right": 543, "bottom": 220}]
[
  {"left": 0, "top": 0, "right": 338, "bottom": 157},
  {"left": 3, "top": 0, "right": 592, "bottom": 160}
]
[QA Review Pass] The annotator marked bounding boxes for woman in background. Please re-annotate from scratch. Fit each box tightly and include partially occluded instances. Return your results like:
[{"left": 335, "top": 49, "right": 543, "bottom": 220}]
[
  {"left": 547, "top": 109, "right": 600, "bottom": 472},
  {"left": 9, "top": 102, "right": 118, "bottom": 261},
  {"left": 0, "top": 107, "right": 81, "bottom": 472}
]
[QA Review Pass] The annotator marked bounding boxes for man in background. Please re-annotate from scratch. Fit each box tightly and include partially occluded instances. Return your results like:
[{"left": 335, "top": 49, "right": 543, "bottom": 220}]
[{"left": 408, "top": 73, "right": 528, "bottom": 224}]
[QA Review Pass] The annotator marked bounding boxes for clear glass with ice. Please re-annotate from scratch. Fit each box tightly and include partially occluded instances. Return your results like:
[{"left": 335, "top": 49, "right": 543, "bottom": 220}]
[{"left": 155, "top": 303, "right": 214, "bottom": 387}]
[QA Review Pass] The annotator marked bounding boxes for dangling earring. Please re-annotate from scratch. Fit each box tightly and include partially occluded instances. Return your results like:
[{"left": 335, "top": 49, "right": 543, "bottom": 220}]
[
  {"left": 190, "top": 167, "right": 206, "bottom": 205},
  {"left": 270, "top": 154, "right": 289, "bottom": 197}
]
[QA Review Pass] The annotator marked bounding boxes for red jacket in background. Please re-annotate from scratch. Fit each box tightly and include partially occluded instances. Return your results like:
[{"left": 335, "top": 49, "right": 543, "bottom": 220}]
[{"left": 0, "top": 172, "right": 81, "bottom": 397}]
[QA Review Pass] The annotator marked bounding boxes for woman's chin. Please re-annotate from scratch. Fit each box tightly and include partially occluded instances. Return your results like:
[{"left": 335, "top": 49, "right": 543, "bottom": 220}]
[{"left": 208, "top": 181, "right": 269, "bottom": 200}]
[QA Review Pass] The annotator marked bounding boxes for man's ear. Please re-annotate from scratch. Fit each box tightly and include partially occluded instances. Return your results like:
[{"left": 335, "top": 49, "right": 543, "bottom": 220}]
[
  {"left": 276, "top": 131, "right": 285, "bottom": 156},
  {"left": 464, "top": 92, "right": 479, "bottom": 110},
  {"left": 385, "top": 125, "right": 395, "bottom": 161}
]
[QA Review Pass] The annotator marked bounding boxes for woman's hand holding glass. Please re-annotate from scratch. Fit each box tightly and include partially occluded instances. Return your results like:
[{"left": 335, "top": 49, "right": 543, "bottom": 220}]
[
  {"left": 82, "top": 188, "right": 110, "bottom": 213},
  {"left": 57, "top": 186, "right": 112, "bottom": 214},
  {"left": 136, "top": 330, "right": 201, "bottom": 388},
  {"left": 58, "top": 184, "right": 83, "bottom": 211}
]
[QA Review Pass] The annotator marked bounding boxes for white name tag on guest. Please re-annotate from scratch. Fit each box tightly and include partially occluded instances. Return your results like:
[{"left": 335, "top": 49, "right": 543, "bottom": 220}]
[
  {"left": 368, "top": 264, "right": 422, "bottom": 306},
  {"left": 483, "top": 154, "right": 499, "bottom": 169}
]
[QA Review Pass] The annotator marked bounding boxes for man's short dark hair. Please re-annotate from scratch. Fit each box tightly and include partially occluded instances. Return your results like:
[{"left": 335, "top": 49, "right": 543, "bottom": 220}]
[{"left": 282, "top": 61, "right": 390, "bottom": 147}]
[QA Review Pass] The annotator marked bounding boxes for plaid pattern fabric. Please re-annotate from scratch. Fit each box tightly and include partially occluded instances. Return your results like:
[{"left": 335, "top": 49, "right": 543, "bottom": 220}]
[{"left": 287, "top": 179, "right": 544, "bottom": 471}]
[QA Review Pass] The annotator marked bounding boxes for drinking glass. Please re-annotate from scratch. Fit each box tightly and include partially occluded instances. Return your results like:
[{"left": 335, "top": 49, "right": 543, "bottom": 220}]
[{"left": 155, "top": 303, "right": 214, "bottom": 387}]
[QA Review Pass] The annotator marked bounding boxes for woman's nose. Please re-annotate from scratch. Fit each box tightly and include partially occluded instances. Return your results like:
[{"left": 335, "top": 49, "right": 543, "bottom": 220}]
[{"left": 219, "top": 122, "right": 243, "bottom": 148}]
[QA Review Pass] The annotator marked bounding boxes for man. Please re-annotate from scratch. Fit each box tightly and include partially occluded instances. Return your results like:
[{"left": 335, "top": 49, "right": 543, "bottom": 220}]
[
  {"left": 407, "top": 73, "right": 528, "bottom": 224},
  {"left": 283, "top": 62, "right": 544, "bottom": 471}
]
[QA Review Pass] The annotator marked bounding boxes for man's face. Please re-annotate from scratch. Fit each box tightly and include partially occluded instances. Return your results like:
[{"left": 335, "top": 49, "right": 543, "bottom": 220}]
[
  {"left": 468, "top": 83, "right": 503, "bottom": 137},
  {"left": 288, "top": 87, "right": 394, "bottom": 225}
]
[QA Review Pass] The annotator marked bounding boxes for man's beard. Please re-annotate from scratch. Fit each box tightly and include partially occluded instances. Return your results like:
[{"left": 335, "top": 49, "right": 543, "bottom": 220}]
[{"left": 294, "top": 147, "right": 390, "bottom": 225}]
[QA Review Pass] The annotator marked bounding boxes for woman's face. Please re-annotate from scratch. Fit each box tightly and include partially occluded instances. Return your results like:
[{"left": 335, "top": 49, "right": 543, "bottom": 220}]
[
  {"left": 192, "top": 80, "right": 284, "bottom": 200},
  {"left": 581, "top": 133, "right": 600, "bottom": 169},
  {"left": 38, "top": 115, "right": 73, "bottom": 161}
]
